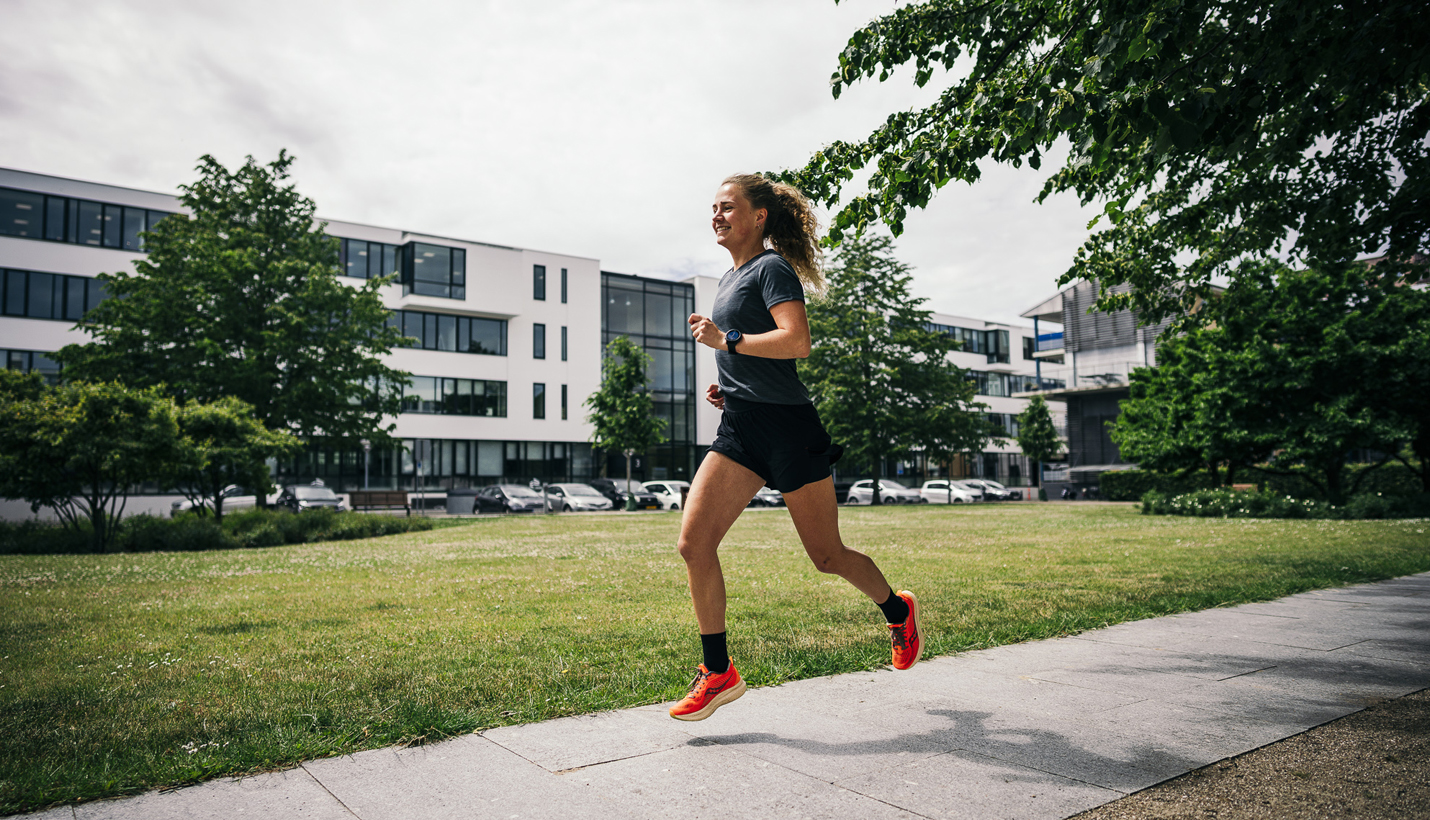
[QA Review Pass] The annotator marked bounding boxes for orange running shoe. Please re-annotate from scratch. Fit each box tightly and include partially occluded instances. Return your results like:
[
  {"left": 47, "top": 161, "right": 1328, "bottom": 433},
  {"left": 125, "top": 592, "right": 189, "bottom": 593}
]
[
  {"left": 668, "top": 661, "right": 746, "bottom": 721},
  {"left": 889, "top": 590, "right": 921, "bottom": 670}
]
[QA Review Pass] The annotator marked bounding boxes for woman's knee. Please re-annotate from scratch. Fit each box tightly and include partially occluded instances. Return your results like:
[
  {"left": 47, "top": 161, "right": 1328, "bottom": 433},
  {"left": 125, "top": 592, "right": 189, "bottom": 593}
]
[
  {"left": 806, "top": 545, "right": 849, "bottom": 574},
  {"left": 677, "top": 535, "right": 717, "bottom": 565}
]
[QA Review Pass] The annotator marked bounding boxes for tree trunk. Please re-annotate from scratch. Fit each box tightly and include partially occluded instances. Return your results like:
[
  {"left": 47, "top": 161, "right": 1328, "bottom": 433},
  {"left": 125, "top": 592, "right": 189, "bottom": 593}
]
[{"left": 871, "top": 451, "right": 882, "bottom": 505}]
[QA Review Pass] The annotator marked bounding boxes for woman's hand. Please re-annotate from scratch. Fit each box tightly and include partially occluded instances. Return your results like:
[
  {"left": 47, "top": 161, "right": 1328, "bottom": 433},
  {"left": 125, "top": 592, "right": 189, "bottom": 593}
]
[
  {"left": 689, "top": 313, "right": 724, "bottom": 350},
  {"left": 705, "top": 383, "right": 725, "bottom": 410}
]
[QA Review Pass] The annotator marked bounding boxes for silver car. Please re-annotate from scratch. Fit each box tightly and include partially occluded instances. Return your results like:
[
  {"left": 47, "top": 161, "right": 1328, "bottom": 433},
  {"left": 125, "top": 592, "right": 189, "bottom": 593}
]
[
  {"left": 545, "top": 483, "right": 614, "bottom": 512},
  {"left": 171, "top": 484, "right": 260, "bottom": 517},
  {"left": 844, "top": 479, "right": 926, "bottom": 505},
  {"left": 919, "top": 480, "right": 978, "bottom": 503}
]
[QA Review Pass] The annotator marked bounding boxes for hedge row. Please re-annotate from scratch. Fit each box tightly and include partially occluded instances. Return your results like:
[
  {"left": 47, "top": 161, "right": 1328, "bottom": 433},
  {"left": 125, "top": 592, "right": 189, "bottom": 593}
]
[
  {"left": 1102, "top": 462, "right": 1425, "bottom": 502},
  {"left": 1140, "top": 488, "right": 1430, "bottom": 520},
  {"left": 0, "top": 508, "right": 434, "bottom": 555}
]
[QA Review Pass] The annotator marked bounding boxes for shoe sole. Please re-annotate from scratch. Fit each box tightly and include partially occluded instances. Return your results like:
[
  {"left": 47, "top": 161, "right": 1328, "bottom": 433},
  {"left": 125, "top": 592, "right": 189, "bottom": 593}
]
[
  {"left": 669, "top": 678, "right": 747, "bottom": 721},
  {"left": 895, "top": 590, "right": 921, "bottom": 670}
]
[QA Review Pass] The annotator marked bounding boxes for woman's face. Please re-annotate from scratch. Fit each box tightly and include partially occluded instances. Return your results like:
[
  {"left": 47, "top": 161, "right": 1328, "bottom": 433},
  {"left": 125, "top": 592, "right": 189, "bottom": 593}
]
[{"left": 711, "top": 183, "right": 765, "bottom": 249}]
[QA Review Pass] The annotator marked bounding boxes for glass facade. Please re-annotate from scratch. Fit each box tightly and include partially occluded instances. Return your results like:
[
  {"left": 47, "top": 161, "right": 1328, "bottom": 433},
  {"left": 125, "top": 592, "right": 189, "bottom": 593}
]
[
  {"left": 400, "top": 376, "right": 506, "bottom": 416},
  {"left": 0, "top": 187, "right": 172, "bottom": 250},
  {"left": 969, "top": 369, "right": 1065, "bottom": 397},
  {"left": 2, "top": 348, "right": 61, "bottom": 384},
  {"left": 277, "top": 439, "right": 595, "bottom": 492},
  {"left": 1, "top": 269, "right": 108, "bottom": 321},
  {"left": 929, "top": 322, "right": 1011, "bottom": 364},
  {"left": 387, "top": 309, "right": 506, "bottom": 355},
  {"left": 601, "top": 272, "right": 698, "bottom": 481},
  {"left": 338, "top": 238, "right": 398, "bottom": 280},
  {"left": 399, "top": 242, "right": 466, "bottom": 299}
]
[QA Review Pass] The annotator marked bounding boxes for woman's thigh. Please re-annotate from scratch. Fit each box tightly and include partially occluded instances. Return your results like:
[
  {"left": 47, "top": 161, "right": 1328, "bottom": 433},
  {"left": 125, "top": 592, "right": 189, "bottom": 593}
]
[
  {"left": 782, "top": 476, "right": 843, "bottom": 562},
  {"left": 678, "top": 452, "right": 766, "bottom": 556}
]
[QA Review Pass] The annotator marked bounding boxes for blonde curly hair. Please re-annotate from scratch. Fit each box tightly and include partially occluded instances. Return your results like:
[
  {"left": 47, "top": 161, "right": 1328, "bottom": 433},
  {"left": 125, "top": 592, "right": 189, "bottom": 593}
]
[{"left": 722, "top": 173, "right": 825, "bottom": 295}]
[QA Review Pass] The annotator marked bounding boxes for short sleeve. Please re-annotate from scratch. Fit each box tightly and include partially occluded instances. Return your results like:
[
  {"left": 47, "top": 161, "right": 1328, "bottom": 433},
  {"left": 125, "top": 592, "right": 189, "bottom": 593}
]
[{"left": 759, "top": 255, "right": 806, "bottom": 311}]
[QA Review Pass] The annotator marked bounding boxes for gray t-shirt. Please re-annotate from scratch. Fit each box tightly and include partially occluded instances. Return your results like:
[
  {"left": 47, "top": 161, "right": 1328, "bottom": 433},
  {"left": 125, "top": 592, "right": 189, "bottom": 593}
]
[{"left": 711, "top": 250, "right": 810, "bottom": 405}]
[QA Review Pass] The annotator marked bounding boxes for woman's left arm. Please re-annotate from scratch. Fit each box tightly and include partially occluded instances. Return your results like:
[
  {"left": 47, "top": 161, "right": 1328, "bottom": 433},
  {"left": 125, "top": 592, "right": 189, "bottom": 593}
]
[{"left": 689, "top": 300, "right": 811, "bottom": 359}]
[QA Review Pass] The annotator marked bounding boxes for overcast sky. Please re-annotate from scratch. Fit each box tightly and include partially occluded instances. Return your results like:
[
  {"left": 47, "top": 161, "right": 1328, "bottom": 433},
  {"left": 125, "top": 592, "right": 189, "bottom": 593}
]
[{"left": 0, "top": 0, "right": 1098, "bottom": 326}]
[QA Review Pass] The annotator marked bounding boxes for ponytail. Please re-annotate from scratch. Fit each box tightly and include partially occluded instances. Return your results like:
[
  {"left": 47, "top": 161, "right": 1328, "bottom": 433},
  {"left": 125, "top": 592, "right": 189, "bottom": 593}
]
[{"left": 721, "top": 173, "right": 825, "bottom": 296}]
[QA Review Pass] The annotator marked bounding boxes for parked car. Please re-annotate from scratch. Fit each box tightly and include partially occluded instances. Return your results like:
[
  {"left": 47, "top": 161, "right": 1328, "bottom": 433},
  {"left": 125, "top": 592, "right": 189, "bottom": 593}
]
[
  {"left": 642, "top": 480, "right": 690, "bottom": 510},
  {"left": 543, "top": 483, "right": 614, "bottom": 512},
  {"left": 475, "top": 484, "right": 547, "bottom": 513},
  {"left": 844, "top": 479, "right": 926, "bottom": 505},
  {"left": 752, "top": 486, "right": 785, "bottom": 507},
  {"left": 590, "top": 478, "right": 661, "bottom": 510},
  {"left": 276, "top": 481, "right": 346, "bottom": 513},
  {"left": 171, "top": 484, "right": 260, "bottom": 517},
  {"left": 833, "top": 481, "right": 854, "bottom": 504},
  {"left": 965, "top": 479, "right": 1022, "bottom": 501},
  {"left": 952, "top": 480, "right": 985, "bottom": 501},
  {"left": 918, "top": 480, "right": 978, "bottom": 504}
]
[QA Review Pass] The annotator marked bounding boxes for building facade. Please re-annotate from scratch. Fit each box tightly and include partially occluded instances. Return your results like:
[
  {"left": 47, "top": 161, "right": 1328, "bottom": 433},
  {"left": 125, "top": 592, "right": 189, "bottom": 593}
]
[
  {"left": 3, "top": 166, "right": 1069, "bottom": 518},
  {"left": 1018, "top": 281, "right": 1174, "bottom": 493}
]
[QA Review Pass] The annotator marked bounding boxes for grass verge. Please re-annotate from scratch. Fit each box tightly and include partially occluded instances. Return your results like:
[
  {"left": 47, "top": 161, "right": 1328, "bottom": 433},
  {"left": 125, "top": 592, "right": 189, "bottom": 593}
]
[{"left": 1, "top": 503, "right": 1427, "bottom": 813}]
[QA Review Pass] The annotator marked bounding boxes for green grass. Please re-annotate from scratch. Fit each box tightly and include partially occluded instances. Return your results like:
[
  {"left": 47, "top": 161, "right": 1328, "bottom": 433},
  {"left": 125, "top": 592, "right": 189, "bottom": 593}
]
[{"left": 2, "top": 503, "right": 1428, "bottom": 813}]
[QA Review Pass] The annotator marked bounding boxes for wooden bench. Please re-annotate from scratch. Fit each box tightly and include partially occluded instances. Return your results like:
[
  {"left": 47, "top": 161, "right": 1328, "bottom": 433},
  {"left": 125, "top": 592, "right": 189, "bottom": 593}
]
[
  {"left": 348, "top": 490, "right": 411, "bottom": 516},
  {"left": 1230, "top": 483, "right": 1258, "bottom": 493}
]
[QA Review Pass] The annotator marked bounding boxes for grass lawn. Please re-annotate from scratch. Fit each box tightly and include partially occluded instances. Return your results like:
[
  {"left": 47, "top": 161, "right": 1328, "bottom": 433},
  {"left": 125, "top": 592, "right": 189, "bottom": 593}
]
[{"left": 2, "top": 503, "right": 1428, "bottom": 813}]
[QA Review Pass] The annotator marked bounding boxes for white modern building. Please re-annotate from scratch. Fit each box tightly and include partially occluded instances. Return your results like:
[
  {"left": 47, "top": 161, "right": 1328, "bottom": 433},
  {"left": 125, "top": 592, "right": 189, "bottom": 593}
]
[{"left": 2, "top": 166, "right": 1065, "bottom": 518}]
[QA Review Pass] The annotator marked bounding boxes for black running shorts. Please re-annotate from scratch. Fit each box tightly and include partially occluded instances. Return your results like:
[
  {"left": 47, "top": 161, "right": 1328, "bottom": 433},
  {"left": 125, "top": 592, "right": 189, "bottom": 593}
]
[{"left": 707, "top": 398, "right": 844, "bottom": 493}]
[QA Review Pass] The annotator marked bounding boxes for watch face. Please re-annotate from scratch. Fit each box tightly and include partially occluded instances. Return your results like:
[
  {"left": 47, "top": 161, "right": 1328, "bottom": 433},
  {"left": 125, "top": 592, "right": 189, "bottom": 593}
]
[{"left": 725, "top": 330, "right": 740, "bottom": 343}]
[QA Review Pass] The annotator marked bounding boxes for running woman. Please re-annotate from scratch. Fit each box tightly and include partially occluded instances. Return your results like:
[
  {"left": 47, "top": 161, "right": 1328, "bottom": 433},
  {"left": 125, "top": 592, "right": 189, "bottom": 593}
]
[{"left": 668, "top": 173, "right": 921, "bottom": 721}]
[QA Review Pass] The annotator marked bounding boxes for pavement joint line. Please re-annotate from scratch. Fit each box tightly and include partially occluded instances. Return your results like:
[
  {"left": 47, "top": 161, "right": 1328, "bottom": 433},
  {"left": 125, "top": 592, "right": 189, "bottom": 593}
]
[
  {"left": 297, "top": 761, "right": 363, "bottom": 819},
  {"left": 1214, "top": 665, "right": 1279, "bottom": 681}
]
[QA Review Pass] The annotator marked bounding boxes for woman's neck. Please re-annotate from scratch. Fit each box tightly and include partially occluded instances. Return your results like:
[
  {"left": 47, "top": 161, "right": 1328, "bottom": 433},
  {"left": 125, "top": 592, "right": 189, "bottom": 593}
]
[{"left": 727, "top": 242, "right": 768, "bottom": 271}]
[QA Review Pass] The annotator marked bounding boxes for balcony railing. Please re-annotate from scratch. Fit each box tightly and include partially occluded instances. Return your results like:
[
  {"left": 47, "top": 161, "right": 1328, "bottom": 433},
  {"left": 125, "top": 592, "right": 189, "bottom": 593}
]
[{"left": 1036, "top": 331, "right": 1064, "bottom": 351}]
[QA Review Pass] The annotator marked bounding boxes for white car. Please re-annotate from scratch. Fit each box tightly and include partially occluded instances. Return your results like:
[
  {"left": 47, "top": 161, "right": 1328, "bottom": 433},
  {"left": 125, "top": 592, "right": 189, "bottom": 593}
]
[
  {"left": 844, "top": 479, "right": 926, "bottom": 505},
  {"left": 171, "top": 484, "right": 259, "bottom": 517},
  {"left": 752, "top": 486, "right": 785, "bottom": 507},
  {"left": 919, "top": 480, "right": 978, "bottom": 504},
  {"left": 545, "top": 483, "right": 614, "bottom": 512},
  {"left": 643, "top": 480, "right": 690, "bottom": 510}
]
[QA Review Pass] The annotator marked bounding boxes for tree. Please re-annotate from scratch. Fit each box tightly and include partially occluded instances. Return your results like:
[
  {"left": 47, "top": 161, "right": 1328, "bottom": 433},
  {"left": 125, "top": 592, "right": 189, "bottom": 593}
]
[
  {"left": 0, "top": 377, "right": 190, "bottom": 552},
  {"left": 168, "top": 397, "right": 302, "bottom": 524},
  {"left": 801, "top": 234, "right": 990, "bottom": 502},
  {"left": 1015, "top": 395, "right": 1064, "bottom": 489},
  {"left": 55, "top": 151, "right": 408, "bottom": 449},
  {"left": 1111, "top": 262, "right": 1422, "bottom": 503},
  {"left": 584, "top": 336, "right": 668, "bottom": 508},
  {"left": 787, "top": 0, "right": 1428, "bottom": 324}
]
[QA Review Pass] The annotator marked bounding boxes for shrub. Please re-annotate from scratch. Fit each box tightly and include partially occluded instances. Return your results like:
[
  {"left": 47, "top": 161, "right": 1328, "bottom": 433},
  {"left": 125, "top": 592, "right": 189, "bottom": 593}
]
[
  {"left": 1141, "top": 488, "right": 1430, "bottom": 520},
  {"left": 0, "top": 508, "right": 435, "bottom": 554}
]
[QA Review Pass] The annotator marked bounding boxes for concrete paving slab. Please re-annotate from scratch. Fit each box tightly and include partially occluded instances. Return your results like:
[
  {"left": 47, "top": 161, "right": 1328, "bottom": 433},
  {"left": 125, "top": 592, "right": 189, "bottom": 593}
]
[
  {"left": 17, "top": 808, "right": 73, "bottom": 820},
  {"left": 1063, "top": 698, "right": 1293, "bottom": 763},
  {"left": 845, "top": 695, "right": 1199, "bottom": 792},
  {"left": 681, "top": 695, "right": 952, "bottom": 782},
  {"left": 835, "top": 748, "right": 1122, "bottom": 820},
  {"left": 302, "top": 734, "right": 631, "bottom": 820},
  {"left": 74, "top": 768, "right": 349, "bottom": 820},
  {"left": 1339, "top": 637, "right": 1430, "bottom": 665},
  {"left": 897, "top": 666, "right": 1147, "bottom": 718},
  {"left": 565, "top": 742, "right": 923, "bottom": 820},
  {"left": 481, "top": 707, "right": 696, "bottom": 772}
]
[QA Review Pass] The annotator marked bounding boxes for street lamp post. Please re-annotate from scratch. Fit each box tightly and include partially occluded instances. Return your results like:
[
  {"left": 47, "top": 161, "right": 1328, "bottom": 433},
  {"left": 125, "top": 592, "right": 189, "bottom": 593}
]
[{"left": 361, "top": 439, "right": 371, "bottom": 490}]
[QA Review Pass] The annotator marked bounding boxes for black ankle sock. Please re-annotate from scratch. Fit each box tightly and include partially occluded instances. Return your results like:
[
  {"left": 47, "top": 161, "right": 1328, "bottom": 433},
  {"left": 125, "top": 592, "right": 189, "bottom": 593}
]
[
  {"left": 700, "top": 632, "right": 729, "bottom": 674},
  {"left": 878, "top": 589, "right": 910, "bottom": 624}
]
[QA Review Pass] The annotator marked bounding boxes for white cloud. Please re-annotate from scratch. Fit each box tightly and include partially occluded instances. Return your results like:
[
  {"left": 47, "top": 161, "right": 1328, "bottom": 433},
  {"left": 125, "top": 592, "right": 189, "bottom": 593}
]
[{"left": 0, "top": 0, "right": 1096, "bottom": 325}]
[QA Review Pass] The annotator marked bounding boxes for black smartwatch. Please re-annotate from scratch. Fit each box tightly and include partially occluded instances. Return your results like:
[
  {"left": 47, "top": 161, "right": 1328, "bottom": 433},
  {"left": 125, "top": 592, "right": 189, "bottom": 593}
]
[{"left": 725, "top": 329, "right": 742, "bottom": 354}]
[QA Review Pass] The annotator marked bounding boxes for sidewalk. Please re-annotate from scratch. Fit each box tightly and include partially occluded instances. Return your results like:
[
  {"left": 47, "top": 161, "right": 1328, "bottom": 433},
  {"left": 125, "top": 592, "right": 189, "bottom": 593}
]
[{"left": 30, "top": 573, "right": 1430, "bottom": 820}]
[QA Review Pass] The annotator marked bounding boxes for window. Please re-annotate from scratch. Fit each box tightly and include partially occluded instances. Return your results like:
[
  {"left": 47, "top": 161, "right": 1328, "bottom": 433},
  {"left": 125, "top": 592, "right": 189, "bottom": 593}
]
[
  {"left": 560, "top": 268, "right": 567, "bottom": 303},
  {"left": 338, "top": 238, "right": 398, "bottom": 280},
  {"left": 533, "top": 383, "right": 546, "bottom": 419},
  {"left": 2, "top": 349, "right": 61, "bottom": 384},
  {"left": 533, "top": 264, "right": 546, "bottom": 300},
  {"left": 0, "top": 187, "right": 171, "bottom": 249},
  {"left": 928, "top": 323, "right": 1011, "bottom": 364},
  {"left": 561, "top": 384, "right": 568, "bottom": 420},
  {"left": 1, "top": 269, "right": 108, "bottom": 321},
  {"left": 533, "top": 323, "right": 546, "bottom": 359},
  {"left": 400, "top": 376, "right": 507, "bottom": 416},
  {"left": 390, "top": 310, "right": 506, "bottom": 355},
  {"left": 399, "top": 242, "right": 466, "bottom": 299},
  {"left": 1023, "top": 336, "right": 1036, "bottom": 360},
  {"left": 561, "top": 326, "right": 567, "bottom": 361}
]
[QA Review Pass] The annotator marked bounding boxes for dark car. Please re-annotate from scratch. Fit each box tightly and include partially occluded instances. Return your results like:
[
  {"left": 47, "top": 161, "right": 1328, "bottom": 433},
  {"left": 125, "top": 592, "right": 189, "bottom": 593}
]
[
  {"left": 833, "top": 481, "right": 854, "bottom": 505},
  {"left": 475, "top": 484, "right": 547, "bottom": 513},
  {"left": 276, "top": 482, "right": 346, "bottom": 513},
  {"left": 589, "top": 478, "right": 661, "bottom": 510}
]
